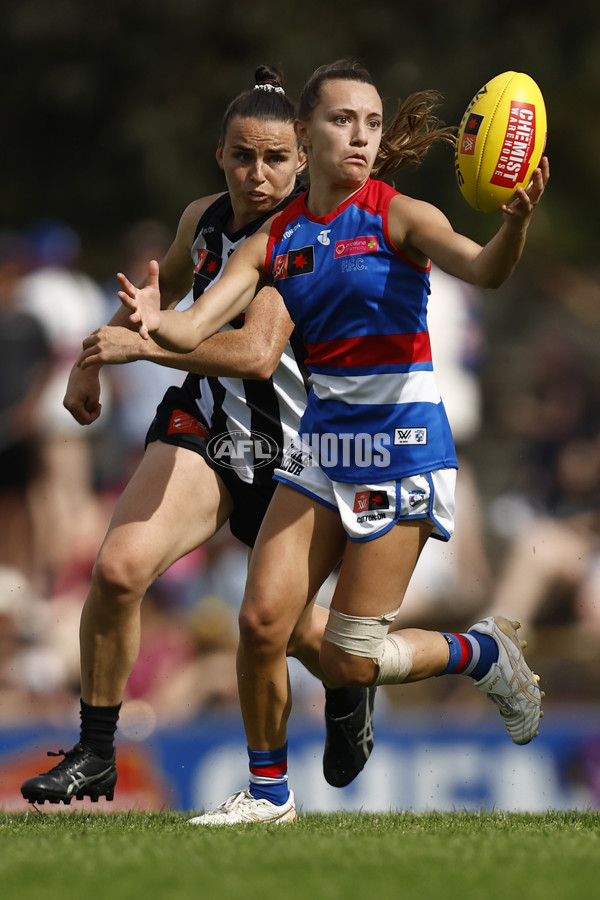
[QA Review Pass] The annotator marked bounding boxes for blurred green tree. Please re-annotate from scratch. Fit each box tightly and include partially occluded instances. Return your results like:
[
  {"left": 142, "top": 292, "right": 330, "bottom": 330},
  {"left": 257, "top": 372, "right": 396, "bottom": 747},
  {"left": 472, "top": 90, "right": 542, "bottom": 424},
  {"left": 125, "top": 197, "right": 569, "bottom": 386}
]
[{"left": 0, "top": 0, "right": 594, "bottom": 273}]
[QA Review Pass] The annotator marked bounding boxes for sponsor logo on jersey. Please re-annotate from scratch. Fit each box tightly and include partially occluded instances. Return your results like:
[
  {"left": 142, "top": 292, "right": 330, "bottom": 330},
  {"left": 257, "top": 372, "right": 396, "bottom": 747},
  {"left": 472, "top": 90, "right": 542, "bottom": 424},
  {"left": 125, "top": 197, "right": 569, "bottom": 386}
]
[
  {"left": 353, "top": 489, "right": 390, "bottom": 514},
  {"left": 460, "top": 113, "right": 484, "bottom": 155},
  {"left": 273, "top": 246, "right": 315, "bottom": 281},
  {"left": 167, "top": 410, "right": 210, "bottom": 439},
  {"left": 341, "top": 257, "right": 367, "bottom": 272},
  {"left": 491, "top": 101, "right": 536, "bottom": 187},
  {"left": 356, "top": 512, "right": 387, "bottom": 524},
  {"left": 393, "top": 427, "right": 427, "bottom": 445},
  {"left": 283, "top": 222, "right": 302, "bottom": 239},
  {"left": 334, "top": 236, "right": 378, "bottom": 257},
  {"left": 317, "top": 229, "right": 331, "bottom": 246},
  {"left": 194, "top": 247, "right": 222, "bottom": 280}
]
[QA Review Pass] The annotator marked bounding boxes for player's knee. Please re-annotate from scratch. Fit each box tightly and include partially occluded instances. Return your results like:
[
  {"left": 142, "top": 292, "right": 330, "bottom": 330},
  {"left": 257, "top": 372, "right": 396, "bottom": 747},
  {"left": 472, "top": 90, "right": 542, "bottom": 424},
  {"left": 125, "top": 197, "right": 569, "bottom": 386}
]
[
  {"left": 319, "top": 640, "right": 376, "bottom": 686},
  {"left": 319, "top": 606, "right": 401, "bottom": 686},
  {"left": 238, "top": 590, "right": 291, "bottom": 656},
  {"left": 92, "top": 542, "right": 152, "bottom": 607}
]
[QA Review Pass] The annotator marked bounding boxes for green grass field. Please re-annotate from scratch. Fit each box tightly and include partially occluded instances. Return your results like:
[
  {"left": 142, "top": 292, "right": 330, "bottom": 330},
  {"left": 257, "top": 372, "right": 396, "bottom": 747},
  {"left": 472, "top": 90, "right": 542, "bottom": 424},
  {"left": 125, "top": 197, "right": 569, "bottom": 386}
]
[{"left": 1, "top": 810, "right": 599, "bottom": 900}]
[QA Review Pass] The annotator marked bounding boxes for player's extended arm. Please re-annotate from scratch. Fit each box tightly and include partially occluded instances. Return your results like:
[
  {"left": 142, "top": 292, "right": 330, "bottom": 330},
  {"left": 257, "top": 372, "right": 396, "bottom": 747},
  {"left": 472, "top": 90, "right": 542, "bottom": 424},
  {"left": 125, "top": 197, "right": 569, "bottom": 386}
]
[
  {"left": 399, "top": 157, "right": 549, "bottom": 288},
  {"left": 117, "top": 233, "right": 268, "bottom": 353},
  {"left": 78, "top": 284, "right": 294, "bottom": 380}
]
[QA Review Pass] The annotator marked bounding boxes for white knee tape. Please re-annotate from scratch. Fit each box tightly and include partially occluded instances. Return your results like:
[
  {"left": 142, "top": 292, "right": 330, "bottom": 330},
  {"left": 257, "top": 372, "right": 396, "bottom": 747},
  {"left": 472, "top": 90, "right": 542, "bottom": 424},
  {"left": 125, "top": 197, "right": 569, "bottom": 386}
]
[
  {"left": 374, "top": 633, "right": 414, "bottom": 685},
  {"left": 323, "top": 607, "right": 400, "bottom": 659}
]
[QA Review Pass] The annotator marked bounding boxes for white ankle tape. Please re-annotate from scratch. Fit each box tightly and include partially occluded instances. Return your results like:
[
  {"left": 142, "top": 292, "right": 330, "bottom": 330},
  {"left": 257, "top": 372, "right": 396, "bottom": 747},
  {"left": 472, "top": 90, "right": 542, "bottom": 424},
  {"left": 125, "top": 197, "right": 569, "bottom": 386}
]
[
  {"left": 374, "top": 633, "right": 414, "bottom": 685},
  {"left": 323, "top": 607, "right": 400, "bottom": 658}
]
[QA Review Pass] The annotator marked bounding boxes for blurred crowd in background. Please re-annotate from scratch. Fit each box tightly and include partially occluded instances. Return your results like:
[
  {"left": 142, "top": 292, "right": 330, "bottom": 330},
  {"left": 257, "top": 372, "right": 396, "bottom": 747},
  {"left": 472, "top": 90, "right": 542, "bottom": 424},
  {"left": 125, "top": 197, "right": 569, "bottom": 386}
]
[{"left": 1, "top": 218, "right": 599, "bottom": 736}]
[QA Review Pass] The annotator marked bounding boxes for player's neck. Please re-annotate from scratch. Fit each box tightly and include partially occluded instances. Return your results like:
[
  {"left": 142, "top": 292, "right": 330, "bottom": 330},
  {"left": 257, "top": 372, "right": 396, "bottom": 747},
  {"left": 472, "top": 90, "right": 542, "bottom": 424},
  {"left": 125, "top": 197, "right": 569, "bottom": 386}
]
[{"left": 304, "top": 176, "right": 368, "bottom": 218}]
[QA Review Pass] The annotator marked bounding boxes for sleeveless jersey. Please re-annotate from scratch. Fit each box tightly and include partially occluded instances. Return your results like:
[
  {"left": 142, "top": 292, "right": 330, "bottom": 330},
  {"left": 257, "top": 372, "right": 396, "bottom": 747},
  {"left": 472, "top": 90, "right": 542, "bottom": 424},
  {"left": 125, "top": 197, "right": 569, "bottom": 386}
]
[
  {"left": 265, "top": 178, "right": 458, "bottom": 482},
  {"left": 182, "top": 184, "right": 310, "bottom": 485}
]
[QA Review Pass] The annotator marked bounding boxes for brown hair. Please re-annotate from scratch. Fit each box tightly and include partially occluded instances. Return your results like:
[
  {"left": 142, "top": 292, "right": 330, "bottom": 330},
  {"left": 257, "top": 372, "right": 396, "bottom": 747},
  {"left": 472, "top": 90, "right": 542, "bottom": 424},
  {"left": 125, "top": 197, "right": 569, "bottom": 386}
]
[
  {"left": 297, "top": 60, "right": 456, "bottom": 179},
  {"left": 220, "top": 65, "right": 297, "bottom": 142}
]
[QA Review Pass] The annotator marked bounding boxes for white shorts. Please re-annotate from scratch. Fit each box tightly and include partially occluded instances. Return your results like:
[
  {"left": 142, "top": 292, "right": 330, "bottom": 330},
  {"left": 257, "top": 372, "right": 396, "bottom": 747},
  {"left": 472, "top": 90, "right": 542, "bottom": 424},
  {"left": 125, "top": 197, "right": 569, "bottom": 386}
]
[{"left": 274, "top": 437, "right": 456, "bottom": 543}]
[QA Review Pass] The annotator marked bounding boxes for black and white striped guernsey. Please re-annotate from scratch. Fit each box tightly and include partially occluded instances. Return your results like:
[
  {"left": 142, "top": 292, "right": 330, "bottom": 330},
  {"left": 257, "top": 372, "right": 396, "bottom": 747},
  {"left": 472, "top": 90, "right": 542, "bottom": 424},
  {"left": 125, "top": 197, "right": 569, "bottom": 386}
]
[{"left": 181, "top": 184, "right": 310, "bottom": 485}]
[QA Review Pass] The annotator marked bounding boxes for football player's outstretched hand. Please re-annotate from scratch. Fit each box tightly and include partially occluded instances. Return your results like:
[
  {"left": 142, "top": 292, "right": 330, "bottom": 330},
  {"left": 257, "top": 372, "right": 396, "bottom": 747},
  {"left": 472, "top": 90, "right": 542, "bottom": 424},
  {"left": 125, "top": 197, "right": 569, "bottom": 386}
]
[{"left": 118, "top": 258, "right": 162, "bottom": 340}]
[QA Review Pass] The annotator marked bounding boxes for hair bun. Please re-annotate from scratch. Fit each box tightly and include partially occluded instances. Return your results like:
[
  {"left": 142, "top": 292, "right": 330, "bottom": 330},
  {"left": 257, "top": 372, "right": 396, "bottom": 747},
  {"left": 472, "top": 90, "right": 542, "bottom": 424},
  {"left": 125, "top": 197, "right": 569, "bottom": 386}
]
[{"left": 254, "top": 64, "right": 284, "bottom": 90}]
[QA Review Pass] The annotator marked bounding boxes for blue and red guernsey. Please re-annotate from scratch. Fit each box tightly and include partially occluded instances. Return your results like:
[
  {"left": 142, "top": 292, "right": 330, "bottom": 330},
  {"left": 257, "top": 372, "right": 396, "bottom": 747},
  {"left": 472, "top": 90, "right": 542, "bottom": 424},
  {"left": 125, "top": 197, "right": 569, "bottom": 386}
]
[{"left": 265, "top": 178, "right": 458, "bottom": 481}]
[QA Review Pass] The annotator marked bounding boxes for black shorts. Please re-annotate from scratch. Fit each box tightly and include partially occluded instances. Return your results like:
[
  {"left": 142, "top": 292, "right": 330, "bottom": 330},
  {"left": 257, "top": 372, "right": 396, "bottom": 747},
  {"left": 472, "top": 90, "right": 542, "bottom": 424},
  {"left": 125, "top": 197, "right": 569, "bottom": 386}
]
[{"left": 145, "top": 383, "right": 276, "bottom": 548}]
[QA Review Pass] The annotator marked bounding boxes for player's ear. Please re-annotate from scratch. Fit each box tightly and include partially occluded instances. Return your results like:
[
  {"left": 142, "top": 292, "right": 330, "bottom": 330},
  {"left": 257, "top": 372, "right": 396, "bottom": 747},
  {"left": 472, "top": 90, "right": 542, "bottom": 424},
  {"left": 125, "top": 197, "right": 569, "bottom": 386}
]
[
  {"left": 216, "top": 142, "right": 225, "bottom": 170},
  {"left": 295, "top": 119, "right": 310, "bottom": 150},
  {"left": 296, "top": 145, "right": 307, "bottom": 176}
]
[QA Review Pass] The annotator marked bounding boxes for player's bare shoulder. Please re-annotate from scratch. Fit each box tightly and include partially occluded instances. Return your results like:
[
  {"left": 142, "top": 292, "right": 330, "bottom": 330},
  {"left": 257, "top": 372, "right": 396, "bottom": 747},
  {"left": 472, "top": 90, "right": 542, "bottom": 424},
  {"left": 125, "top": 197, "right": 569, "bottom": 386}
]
[
  {"left": 389, "top": 192, "right": 446, "bottom": 226},
  {"left": 387, "top": 193, "right": 448, "bottom": 264},
  {"left": 178, "top": 192, "right": 225, "bottom": 238}
]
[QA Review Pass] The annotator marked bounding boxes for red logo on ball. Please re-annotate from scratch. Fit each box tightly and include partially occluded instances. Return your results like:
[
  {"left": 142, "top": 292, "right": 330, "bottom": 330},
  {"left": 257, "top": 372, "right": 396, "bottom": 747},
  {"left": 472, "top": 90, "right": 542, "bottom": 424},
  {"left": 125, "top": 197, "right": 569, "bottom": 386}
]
[{"left": 490, "top": 101, "right": 536, "bottom": 189}]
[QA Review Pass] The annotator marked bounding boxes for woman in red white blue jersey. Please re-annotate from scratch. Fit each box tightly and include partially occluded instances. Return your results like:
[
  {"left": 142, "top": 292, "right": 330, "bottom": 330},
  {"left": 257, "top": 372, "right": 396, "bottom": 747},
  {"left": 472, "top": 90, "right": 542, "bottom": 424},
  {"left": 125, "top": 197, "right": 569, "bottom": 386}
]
[
  {"left": 267, "top": 177, "right": 458, "bottom": 481},
  {"left": 114, "top": 60, "right": 549, "bottom": 825},
  {"left": 267, "top": 175, "right": 458, "bottom": 544}
]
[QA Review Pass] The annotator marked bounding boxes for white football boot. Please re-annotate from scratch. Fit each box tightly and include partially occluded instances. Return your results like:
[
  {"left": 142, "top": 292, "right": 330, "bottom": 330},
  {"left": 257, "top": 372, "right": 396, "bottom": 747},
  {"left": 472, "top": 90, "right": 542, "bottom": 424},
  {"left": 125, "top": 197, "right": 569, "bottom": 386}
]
[
  {"left": 187, "top": 788, "right": 297, "bottom": 826},
  {"left": 470, "top": 615, "right": 544, "bottom": 745}
]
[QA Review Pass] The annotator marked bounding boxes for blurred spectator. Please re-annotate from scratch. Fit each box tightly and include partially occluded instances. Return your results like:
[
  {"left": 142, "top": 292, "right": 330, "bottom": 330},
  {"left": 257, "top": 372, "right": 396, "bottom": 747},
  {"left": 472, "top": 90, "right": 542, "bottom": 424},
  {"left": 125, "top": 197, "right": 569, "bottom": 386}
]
[
  {"left": 123, "top": 590, "right": 239, "bottom": 727},
  {"left": 489, "top": 433, "right": 600, "bottom": 640},
  {"left": 14, "top": 220, "right": 112, "bottom": 593},
  {"left": 0, "top": 565, "right": 79, "bottom": 726},
  {"left": 490, "top": 331, "right": 599, "bottom": 528},
  {"left": 0, "top": 231, "right": 51, "bottom": 584},
  {"left": 488, "top": 332, "right": 600, "bottom": 643}
]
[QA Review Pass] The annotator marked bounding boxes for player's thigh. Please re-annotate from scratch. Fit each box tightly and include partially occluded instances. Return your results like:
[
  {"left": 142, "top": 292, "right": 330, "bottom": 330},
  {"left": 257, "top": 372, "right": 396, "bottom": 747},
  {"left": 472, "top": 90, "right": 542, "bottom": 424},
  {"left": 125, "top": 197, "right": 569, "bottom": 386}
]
[
  {"left": 100, "top": 440, "right": 234, "bottom": 579},
  {"left": 332, "top": 519, "right": 433, "bottom": 618},
  {"left": 243, "top": 483, "right": 346, "bottom": 635}
]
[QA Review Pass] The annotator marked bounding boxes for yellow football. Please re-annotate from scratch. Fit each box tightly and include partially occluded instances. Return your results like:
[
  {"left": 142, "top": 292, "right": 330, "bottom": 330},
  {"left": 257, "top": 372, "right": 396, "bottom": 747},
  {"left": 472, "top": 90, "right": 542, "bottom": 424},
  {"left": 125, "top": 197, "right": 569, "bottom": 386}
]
[{"left": 455, "top": 71, "right": 547, "bottom": 212}]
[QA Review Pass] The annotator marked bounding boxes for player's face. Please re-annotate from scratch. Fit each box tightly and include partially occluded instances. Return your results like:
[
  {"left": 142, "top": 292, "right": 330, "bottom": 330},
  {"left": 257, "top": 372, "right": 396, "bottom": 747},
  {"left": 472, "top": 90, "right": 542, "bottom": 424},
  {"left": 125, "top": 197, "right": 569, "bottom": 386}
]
[
  {"left": 297, "top": 79, "right": 383, "bottom": 190},
  {"left": 217, "top": 117, "right": 305, "bottom": 227}
]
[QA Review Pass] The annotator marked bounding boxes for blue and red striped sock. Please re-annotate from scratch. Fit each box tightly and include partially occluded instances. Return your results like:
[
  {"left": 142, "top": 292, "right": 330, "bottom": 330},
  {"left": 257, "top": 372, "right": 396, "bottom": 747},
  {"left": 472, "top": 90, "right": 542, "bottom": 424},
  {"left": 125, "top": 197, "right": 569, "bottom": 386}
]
[
  {"left": 248, "top": 743, "right": 289, "bottom": 806},
  {"left": 440, "top": 630, "right": 498, "bottom": 680}
]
